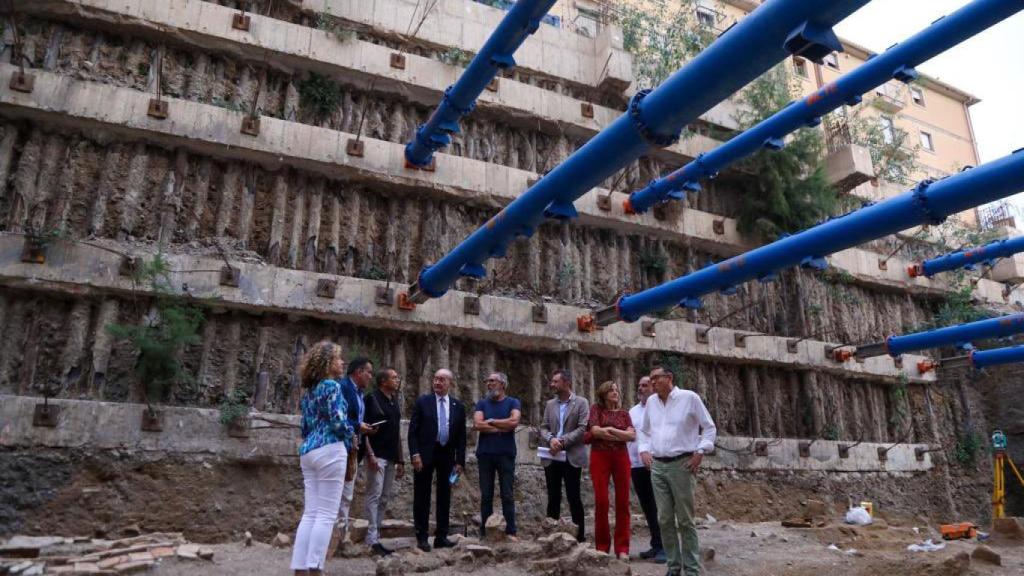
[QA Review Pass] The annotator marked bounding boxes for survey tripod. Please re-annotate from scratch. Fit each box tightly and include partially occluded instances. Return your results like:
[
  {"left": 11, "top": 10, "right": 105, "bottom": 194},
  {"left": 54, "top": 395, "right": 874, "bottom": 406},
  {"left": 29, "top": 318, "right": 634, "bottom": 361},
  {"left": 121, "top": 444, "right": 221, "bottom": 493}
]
[{"left": 992, "top": 430, "right": 1024, "bottom": 519}]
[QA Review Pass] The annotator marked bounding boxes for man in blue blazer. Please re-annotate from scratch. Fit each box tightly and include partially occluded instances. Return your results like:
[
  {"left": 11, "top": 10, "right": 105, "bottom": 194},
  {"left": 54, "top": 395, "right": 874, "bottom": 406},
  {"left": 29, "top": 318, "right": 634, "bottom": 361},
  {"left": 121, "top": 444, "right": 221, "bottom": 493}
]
[{"left": 408, "top": 368, "right": 467, "bottom": 552}]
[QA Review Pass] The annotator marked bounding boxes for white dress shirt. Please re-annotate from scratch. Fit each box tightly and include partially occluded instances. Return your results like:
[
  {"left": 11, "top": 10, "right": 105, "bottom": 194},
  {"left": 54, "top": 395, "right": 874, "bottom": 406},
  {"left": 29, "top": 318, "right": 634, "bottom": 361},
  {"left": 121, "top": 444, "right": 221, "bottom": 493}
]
[
  {"left": 627, "top": 402, "right": 649, "bottom": 468},
  {"left": 638, "top": 387, "right": 717, "bottom": 457}
]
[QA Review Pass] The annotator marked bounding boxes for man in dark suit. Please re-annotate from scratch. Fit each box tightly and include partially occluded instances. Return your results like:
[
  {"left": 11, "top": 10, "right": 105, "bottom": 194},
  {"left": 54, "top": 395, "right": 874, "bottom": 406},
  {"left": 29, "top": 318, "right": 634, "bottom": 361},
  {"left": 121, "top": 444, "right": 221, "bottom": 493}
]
[{"left": 408, "top": 368, "right": 467, "bottom": 552}]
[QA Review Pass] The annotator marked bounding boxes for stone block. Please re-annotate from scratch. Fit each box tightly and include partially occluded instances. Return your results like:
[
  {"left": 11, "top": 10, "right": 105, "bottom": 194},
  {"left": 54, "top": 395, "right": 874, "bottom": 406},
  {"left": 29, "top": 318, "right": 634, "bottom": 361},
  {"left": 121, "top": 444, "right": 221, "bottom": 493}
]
[{"left": 971, "top": 544, "right": 1000, "bottom": 565}]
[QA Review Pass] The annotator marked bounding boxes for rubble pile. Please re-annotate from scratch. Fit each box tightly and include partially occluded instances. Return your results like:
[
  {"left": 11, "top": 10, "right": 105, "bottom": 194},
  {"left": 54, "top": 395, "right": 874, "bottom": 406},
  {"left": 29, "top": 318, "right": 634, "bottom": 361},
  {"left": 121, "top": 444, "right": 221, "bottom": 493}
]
[{"left": 0, "top": 533, "right": 214, "bottom": 575}]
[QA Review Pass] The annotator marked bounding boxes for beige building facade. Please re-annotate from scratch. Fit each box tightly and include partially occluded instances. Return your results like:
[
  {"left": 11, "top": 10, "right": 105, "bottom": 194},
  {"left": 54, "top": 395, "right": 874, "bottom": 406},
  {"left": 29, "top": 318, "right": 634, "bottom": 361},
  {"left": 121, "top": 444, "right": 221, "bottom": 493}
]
[{"left": 553, "top": 0, "right": 984, "bottom": 224}]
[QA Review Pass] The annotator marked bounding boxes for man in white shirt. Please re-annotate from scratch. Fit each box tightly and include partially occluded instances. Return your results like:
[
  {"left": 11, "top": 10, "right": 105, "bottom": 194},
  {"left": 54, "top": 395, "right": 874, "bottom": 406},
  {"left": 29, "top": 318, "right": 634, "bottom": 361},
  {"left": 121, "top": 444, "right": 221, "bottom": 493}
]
[
  {"left": 639, "top": 367, "right": 717, "bottom": 576},
  {"left": 627, "top": 376, "right": 665, "bottom": 564}
]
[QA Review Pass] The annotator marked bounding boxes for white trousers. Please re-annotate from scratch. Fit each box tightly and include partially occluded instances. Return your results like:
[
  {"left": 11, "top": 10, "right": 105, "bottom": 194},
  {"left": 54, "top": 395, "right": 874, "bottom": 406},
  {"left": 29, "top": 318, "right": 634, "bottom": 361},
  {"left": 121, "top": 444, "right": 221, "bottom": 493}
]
[
  {"left": 363, "top": 458, "right": 398, "bottom": 545},
  {"left": 290, "top": 443, "right": 347, "bottom": 570}
]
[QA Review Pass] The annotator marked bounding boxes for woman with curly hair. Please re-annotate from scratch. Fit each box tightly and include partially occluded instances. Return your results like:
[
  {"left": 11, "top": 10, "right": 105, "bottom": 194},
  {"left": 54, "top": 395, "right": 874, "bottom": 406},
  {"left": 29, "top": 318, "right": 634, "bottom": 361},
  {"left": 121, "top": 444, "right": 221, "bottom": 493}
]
[
  {"left": 585, "top": 380, "right": 635, "bottom": 560},
  {"left": 290, "top": 341, "right": 353, "bottom": 576}
]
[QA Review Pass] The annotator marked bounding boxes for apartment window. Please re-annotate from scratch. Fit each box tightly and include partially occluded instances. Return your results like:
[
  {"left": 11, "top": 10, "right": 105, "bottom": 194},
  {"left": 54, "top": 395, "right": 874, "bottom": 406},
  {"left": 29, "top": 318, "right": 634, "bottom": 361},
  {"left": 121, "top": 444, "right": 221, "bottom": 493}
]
[
  {"left": 792, "top": 57, "right": 808, "bottom": 79},
  {"left": 880, "top": 116, "right": 895, "bottom": 145},
  {"left": 910, "top": 86, "right": 926, "bottom": 107},
  {"left": 823, "top": 52, "right": 839, "bottom": 70},
  {"left": 920, "top": 130, "right": 934, "bottom": 152},
  {"left": 696, "top": 6, "right": 717, "bottom": 28}
]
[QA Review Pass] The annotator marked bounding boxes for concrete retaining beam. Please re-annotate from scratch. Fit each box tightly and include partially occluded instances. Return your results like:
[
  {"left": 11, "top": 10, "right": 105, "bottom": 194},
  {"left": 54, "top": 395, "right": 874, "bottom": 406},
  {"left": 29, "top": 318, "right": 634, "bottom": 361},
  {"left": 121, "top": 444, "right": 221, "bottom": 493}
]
[
  {"left": 27, "top": 0, "right": 725, "bottom": 166},
  {"left": 0, "top": 63, "right": 1014, "bottom": 309},
  {"left": 290, "top": 0, "right": 632, "bottom": 90},
  {"left": 0, "top": 394, "right": 933, "bottom": 473},
  {"left": 0, "top": 235, "right": 937, "bottom": 383}
]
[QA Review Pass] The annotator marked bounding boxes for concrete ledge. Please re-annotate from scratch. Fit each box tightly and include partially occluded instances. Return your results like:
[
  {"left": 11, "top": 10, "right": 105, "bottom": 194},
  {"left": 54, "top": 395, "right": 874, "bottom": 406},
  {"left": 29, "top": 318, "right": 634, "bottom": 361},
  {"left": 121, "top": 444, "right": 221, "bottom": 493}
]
[
  {"left": 0, "top": 394, "right": 298, "bottom": 460},
  {"left": 0, "top": 62, "right": 748, "bottom": 255},
  {"left": 295, "top": 0, "right": 632, "bottom": 89},
  {"left": 0, "top": 395, "right": 933, "bottom": 473},
  {"left": 27, "top": 0, "right": 716, "bottom": 167},
  {"left": 0, "top": 64, "right": 1013, "bottom": 308},
  {"left": 0, "top": 236, "right": 937, "bottom": 383}
]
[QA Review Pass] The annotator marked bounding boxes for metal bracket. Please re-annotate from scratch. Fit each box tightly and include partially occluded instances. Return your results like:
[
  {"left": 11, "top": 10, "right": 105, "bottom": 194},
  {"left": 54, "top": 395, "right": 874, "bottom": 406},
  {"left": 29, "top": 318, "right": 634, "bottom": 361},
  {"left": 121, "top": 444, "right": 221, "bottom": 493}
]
[
  {"left": 397, "top": 292, "right": 417, "bottom": 311},
  {"left": 581, "top": 102, "right": 594, "bottom": 118},
  {"left": 232, "top": 13, "right": 251, "bottom": 31},
  {"left": 33, "top": 403, "right": 60, "bottom": 427},
  {"left": 596, "top": 194, "right": 612, "bottom": 212},
  {"left": 734, "top": 333, "right": 747, "bottom": 348},
  {"left": 9, "top": 70, "right": 35, "bottom": 93},
  {"left": 532, "top": 303, "right": 548, "bottom": 323},
  {"left": 786, "top": 339, "right": 799, "bottom": 354},
  {"left": 404, "top": 156, "right": 436, "bottom": 172},
  {"left": 577, "top": 314, "right": 598, "bottom": 333},
  {"left": 141, "top": 409, "right": 163, "bottom": 432},
  {"left": 219, "top": 265, "right": 241, "bottom": 287},
  {"left": 463, "top": 295, "right": 480, "bottom": 315},
  {"left": 798, "top": 441, "right": 811, "bottom": 458},
  {"left": 712, "top": 219, "right": 725, "bottom": 235},
  {"left": 375, "top": 286, "right": 394, "bottom": 306},
  {"left": 316, "top": 278, "right": 337, "bottom": 299},
  {"left": 147, "top": 98, "right": 169, "bottom": 120},
  {"left": 783, "top": 21, "right": 842, "bottom": 64},
  {"left": 486, "top": 78, "right": 499, "bottom": 92},
  {"left": 877, "top": 446, "right": 888, "bottom": 462},
  {"left": 240, "top": 115, "right": 261, "bottom": 136},
  {"left": 390, "top": 53, "right": 406, "bottom": 70},
  {"left": 641, "top": 320, "right": 656, "bottom": 338},
  {"left": 838, "top": 444, "right": 851, "bottom": 459},
  {"left": 20, "top": 238, "right": 47, "bottom": 264},
  {"left": 346, "top": 138, "right": 365, "bottom": 157},
  {"left": 754, "top": 440, "right": 768, "bottom": 457},
  {"left": 915, "top": 447, "right": 926, "bottom": 462},
  {"left": 119, "top": 255, "right": 141, "bottom": 277}
]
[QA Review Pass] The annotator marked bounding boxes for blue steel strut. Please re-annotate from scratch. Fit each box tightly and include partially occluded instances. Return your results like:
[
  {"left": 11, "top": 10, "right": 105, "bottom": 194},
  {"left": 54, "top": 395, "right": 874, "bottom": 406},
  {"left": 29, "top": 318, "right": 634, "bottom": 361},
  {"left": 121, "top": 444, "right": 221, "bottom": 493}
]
[
  {"left": 407, "top": 0, "right": 872, "bottom": 303},
  {"left": 625, "top": 0, "right": 1024, "bottom": 214},
  {"left": 854, "top": 313, "right": 1024, "bottom": 359},
  {"left": 942, "top": 345, "right": 1024, "bottom": 370},
  {"left": 596, "top": 149, "right": 1024, "bottom": 326},
  {"left": 404, "top": 0, "right": 558, "bottom": 168},
  {"left": 909, "top": 234, "right": 1024, "bottom": 278}
]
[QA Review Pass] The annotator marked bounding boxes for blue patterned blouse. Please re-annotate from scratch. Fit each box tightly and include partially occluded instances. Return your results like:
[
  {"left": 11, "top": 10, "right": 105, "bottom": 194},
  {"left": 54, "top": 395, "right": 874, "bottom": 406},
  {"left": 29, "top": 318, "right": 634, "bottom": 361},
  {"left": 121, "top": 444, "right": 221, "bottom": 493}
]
[{"left": 299, "top": 378, "right": 354, "bottom": 456}]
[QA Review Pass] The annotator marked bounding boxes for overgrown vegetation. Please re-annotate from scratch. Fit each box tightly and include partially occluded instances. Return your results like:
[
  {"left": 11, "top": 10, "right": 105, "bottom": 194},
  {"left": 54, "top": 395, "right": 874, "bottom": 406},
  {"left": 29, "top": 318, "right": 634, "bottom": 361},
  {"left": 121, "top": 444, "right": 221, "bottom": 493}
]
[
  {"left": 926, "top": 280, "right": 987, "bottom": 330},
  {"left": 439, "top": 47, "right": 472, "bottom": 68},
  {"left": 315, "top": 12, "right": 358, "bottom": 43},
  {"left": 822, "top": 423, "right": 840, "bottom": 441},
  {"left": 298, "top": 72, "right": 343, "bottom": 122},
  {"left": 219, "top": 388, "right": 251, "bottom": 426},
  {"left": 842, "top": 108, "right": 921, "bottom": 186},
  {"left": 953, "top": 430, "right": 983, "bottom": 467},
  {"left": 107, "top": 255, "right": 203, "bottom": 409},
  {"left": 888, "top": 374, "right": 909, "bottom": 433},
  {"left": 616, "top": 1, "right": 717, "bottom": 90},
  {"left": 652, "top": 353, "right": 687, "bottom": 385},
  {"left": 733, "top": 66, "right": 850, "bottom": 241},
  {"left": 638, "top": 248, "right": 668, "bottom": 277}
]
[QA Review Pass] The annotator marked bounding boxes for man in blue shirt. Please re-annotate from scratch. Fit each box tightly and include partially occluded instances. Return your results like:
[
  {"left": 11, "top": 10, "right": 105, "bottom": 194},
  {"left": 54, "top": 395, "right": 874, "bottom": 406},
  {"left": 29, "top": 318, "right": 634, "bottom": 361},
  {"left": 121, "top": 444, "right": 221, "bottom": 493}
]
[
  {"left": 472, "top": 372, "right": 521, "bottom": 541},
  {"left": 338, "top": 357, "right": 374, "bottom": 541}
]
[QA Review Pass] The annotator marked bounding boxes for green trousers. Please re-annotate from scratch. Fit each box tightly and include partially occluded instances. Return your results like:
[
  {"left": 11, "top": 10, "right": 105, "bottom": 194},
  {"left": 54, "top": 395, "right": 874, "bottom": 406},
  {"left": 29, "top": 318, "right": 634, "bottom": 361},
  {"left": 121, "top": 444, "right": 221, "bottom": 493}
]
[{"left": 651, "top": 459, "right": 700, "bottom": 576}]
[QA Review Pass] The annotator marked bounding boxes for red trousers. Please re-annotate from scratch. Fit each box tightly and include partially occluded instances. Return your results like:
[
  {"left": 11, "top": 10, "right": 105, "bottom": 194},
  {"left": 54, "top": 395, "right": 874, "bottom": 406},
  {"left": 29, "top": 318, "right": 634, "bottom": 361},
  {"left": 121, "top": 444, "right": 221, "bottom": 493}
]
[{"left": 590, "top": 449, "right": 631, "bottom": 555}]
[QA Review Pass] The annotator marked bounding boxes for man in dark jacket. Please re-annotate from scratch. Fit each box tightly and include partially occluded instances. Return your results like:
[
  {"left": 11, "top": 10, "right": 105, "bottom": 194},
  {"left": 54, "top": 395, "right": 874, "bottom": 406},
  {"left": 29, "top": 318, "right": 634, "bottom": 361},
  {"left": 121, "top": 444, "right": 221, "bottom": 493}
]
[
  {"left": 408, "top": 368, "right": 467, "bottom": 552},
  {"left": 362, "top": 368, "right": 405, "bottom": 556}
]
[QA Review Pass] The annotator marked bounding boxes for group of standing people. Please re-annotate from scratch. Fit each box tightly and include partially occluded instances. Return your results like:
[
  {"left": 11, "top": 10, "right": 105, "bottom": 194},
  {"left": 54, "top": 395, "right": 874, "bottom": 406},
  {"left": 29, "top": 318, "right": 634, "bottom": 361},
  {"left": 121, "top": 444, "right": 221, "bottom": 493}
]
[{"left": 288, "top": 341, "right": 717, "bottom": 576}]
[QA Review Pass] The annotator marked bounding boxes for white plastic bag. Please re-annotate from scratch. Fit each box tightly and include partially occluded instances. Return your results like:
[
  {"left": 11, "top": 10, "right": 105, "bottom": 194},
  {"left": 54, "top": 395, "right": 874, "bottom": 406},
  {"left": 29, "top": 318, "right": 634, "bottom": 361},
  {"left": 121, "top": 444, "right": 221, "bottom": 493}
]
[
  {"left": 907, "top": 539, "right": 945, "bottom": 552},
  {"left": 844, "top": 506, "right": 873, "bottom": 526}
]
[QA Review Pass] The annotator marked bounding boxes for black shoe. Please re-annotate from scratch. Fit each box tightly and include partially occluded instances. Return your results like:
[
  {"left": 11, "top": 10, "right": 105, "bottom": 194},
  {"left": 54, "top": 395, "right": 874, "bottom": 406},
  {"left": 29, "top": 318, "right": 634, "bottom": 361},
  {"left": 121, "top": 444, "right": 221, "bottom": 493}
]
[
  {"left": 639, "top": 548, "right": 658, "bottom": 560},
  {"left": 417, "top": 539, "right": 432, "bottom": 552},
  {"left": 576, "top": 532, "right": 585, "bottom": 543},
  {"left": 371, "top": 543, "right": 393, "bottom": 556},
  {"left": 433, "top": 537, "right": 456, "bottom": 549}
]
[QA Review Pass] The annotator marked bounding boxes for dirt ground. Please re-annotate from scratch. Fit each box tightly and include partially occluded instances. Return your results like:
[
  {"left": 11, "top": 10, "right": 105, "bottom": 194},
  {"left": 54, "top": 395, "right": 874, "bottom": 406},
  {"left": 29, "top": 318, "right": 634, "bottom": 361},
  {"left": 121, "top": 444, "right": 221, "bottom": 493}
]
[{"left": 149, "top": 519, "right": 1024, "bottom": 576}]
